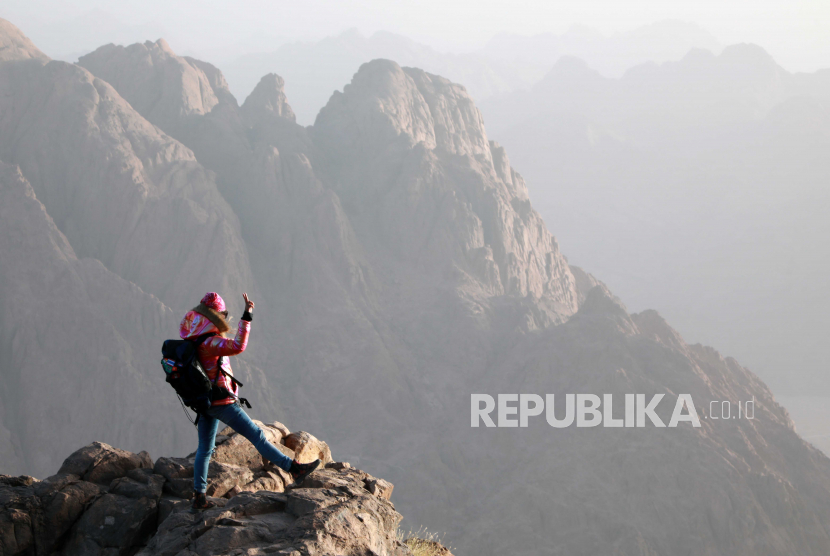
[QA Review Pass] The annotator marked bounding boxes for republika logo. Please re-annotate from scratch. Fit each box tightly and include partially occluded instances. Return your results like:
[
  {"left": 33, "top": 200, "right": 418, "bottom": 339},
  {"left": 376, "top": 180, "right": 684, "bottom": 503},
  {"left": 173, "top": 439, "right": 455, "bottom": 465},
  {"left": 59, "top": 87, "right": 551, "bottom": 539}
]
[{"left": 471, "top": 393, "right": 710, "bottom": 428}]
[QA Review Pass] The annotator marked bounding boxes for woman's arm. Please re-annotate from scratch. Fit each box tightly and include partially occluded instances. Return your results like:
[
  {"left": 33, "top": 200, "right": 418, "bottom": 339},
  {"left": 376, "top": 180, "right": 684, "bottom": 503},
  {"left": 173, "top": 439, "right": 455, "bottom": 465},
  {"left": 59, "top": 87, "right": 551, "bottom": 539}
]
[
  {"left": 201, "top": 293, "right": 254, "bottom": 357},
  {"left": 202, "top": 320, "right": 249, "bottom": 356}
]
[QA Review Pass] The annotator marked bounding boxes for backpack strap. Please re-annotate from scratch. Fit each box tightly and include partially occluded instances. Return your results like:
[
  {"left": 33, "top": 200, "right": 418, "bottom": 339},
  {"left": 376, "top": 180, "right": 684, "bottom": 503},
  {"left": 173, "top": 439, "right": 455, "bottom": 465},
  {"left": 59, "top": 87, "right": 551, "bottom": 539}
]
[{"left": 218, "top": 367, "right": 244, "bottom": 388}]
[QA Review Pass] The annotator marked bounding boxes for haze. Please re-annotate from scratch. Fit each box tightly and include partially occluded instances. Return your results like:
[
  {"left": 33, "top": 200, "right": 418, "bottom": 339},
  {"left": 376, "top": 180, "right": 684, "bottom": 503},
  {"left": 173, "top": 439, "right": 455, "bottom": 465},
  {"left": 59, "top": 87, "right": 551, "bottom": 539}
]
[
  {"left": 4, "top": 0, "right": 830, "bottom": 72},
  {"left": 3, "top": 1, "right": 828, "bottom": 433}
]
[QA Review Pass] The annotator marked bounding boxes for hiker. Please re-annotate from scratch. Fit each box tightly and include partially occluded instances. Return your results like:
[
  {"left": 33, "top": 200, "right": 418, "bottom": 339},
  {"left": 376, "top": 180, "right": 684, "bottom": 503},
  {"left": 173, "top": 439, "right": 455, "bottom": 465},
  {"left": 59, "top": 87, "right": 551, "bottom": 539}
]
[{"left": 179, "top": 291, "right": 320, "bottom": 510}]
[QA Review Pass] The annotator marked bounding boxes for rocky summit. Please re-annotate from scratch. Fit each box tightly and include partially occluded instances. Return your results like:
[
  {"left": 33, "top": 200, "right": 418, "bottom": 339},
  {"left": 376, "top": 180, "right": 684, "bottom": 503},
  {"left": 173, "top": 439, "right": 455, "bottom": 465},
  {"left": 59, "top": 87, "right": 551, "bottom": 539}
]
[{"left": 0, "top": 421, "right": 408, "bottom": 556}]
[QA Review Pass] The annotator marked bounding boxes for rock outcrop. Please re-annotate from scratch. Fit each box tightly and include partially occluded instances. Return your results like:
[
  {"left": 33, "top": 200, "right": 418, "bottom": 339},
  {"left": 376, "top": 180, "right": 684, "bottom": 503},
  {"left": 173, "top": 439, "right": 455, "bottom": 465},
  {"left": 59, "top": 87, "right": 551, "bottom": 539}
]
[{"left": 0, "top": 424, "right": 406, "bottom": 556}]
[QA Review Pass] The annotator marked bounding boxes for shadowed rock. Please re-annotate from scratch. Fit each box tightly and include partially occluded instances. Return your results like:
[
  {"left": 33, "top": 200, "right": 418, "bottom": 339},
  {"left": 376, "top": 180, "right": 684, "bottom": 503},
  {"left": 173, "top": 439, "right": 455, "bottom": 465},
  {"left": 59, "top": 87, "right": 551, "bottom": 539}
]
[
  {"left": 58, "top": 442, "right": 153, "bottom": 485},
  {"left": 0, "top": 425, "right": 405, "bottom": 556}
]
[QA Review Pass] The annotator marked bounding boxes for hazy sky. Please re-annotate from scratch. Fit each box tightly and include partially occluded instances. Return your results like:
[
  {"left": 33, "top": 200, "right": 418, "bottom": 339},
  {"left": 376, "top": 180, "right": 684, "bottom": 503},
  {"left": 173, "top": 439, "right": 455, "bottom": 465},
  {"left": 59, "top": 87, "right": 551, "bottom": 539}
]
[{"left": 3, "top": 0, "right": 830, "bottom": 72}]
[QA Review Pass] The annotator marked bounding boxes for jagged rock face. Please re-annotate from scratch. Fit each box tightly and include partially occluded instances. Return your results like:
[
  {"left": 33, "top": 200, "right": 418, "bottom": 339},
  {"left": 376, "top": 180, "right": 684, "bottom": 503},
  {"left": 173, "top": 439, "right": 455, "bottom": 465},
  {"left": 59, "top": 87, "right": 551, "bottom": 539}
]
[
  {"left": 78, "top": 39, "right": 225, "bottom": 126},
  {"left": 78, "top": 40, "right": 353, "bottom": 301},
  {"left": 0, "top": 162, "right": 201, "bottom": 477},
  {"left": 0, "top": 36, "right": 253, "bottom": 310},
  {"left": 569, "top": 264, "right": 618, "bottom": 306},
  {"left": 0, "top": 428, "right": 406, "bottom": 556},
  {"left": 78, "top": 43, "right": 576, "bottom": 311},
  {"left": 242, "top": 73, "right": 297, "bottom": 122},
  {"left": 314, "top": 59, "right": 577, "bottom": 308}
]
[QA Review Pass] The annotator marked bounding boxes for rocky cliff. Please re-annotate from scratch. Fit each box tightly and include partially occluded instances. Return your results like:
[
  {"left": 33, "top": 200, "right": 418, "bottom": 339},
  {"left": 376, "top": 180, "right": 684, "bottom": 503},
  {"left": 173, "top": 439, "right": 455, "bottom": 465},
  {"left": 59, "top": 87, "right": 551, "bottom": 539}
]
[
  {"left": 0, "top": 423, "right": 409, "bottom": 556},
  {"left": 0, "top": 35, "right": 252, "bottom": 311},
  {"left": 0, "top": 162, "right": 187, "bottom": 476},
  {"left": 3, "top": 17, "right": 830, "bottom": 556}
]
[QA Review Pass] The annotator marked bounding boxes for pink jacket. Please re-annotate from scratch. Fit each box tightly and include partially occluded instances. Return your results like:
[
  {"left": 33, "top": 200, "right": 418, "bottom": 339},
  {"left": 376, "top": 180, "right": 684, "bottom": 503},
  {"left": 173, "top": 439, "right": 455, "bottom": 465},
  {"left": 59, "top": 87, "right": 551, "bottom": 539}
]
[{"left": 179, "top": 310, "right": 250, "bottom": 406}]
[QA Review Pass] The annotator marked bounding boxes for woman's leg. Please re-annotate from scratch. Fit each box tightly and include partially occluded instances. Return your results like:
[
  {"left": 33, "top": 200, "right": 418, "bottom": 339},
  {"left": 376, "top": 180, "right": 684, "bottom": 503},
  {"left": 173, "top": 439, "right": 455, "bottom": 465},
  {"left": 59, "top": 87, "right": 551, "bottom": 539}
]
[
  {"left": 213, "top": 403, "right": 293, "bottom": 472},
  {"left": 193, "top": 412, "right": 220, "bottom": 493}
]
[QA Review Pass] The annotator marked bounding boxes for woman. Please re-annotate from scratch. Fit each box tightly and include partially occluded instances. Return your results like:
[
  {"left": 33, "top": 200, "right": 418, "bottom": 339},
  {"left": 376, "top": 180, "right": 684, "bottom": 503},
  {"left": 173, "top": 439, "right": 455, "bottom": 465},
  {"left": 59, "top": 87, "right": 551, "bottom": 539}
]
[{"left": 180, "top": 291, "right": 320, "bottom": 510}]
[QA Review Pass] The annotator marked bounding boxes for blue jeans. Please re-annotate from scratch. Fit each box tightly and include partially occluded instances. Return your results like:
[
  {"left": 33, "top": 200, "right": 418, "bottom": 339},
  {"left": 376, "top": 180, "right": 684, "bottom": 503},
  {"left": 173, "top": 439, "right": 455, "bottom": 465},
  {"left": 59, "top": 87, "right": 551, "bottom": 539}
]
[{"left": 194, "top": 403, "right": 293, "bottom": 493}]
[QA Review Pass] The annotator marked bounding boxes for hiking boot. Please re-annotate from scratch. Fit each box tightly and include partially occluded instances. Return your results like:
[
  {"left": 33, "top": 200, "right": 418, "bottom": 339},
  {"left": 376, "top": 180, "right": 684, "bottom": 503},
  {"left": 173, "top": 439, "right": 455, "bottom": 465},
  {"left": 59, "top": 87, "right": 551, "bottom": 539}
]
[
  {"left": 191, "top": 491, "right": 216, "bottom": 511},
  {"left": 289, "top": 459, "right": 321, "bottom": 485}
]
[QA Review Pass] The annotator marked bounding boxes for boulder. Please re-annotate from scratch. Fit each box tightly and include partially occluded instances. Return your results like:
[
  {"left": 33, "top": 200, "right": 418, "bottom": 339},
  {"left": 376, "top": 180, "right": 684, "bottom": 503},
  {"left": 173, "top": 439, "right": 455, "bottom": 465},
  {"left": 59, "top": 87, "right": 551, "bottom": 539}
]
[
  {"left": 205, "top": 462, "right": 255, "bottom": 498},
  {"left": 264, "top": 462, "right": 294, "bottom": 488},
  {"left": 0, "top": 476, "right": 39, "bottom": 556},
  {"left": 161, "top": 477, "right": 193, "bottom": 499},
  {"left": 156, "top": 496, "right": 191, "bottom": 527},
  {"left": 285, "top": 488, "right": 338, "bottom": 517},
  {"left": 153, "top": 457, "right": 193, "bottom": 499},
  {"left": 61, "top": 493, "right": 158, "bottom": 556},
  {"left": 153, "top": 455, "right": 255, "bottom": 499},
  {"left": 57, "top": 442, "right": 152, "bottom": 485},
  {"left": 0, "top": 475, "right": 35, "bottom": 487},
  {"left": 35, "top": 478, "right": 103, "bottom": 553},
  {"left": 364, "top": 477, "right": 395, "bottom": 500},
  {"left": 282, "top": 431, "right": 332, "bottom": 465},
  {"left": 109, "top": 474, "right": 164, "bottom": 500},
  {"left": 210, "top": 419, "right": 289, "bottom": 470},
  {"left": 325, "top": 461, "right": 351, "bottom": 470},
  {"left": 0, "top": 507, "right": 34, "bottom": 556},
  {"left": 153, "top": 456, "right": 192, "bottom": 480},
  {"left": 225, "top": 470, "right": 286, "bottom": 498},
  {"left": 268, "top": 421, "right": 291, "bottom": 438},
  {"left": 223, "top": 491, "right": 287, "bottom": 516},
  {"left": 142, "top": 465, "right": 406, "bottom": 556}
]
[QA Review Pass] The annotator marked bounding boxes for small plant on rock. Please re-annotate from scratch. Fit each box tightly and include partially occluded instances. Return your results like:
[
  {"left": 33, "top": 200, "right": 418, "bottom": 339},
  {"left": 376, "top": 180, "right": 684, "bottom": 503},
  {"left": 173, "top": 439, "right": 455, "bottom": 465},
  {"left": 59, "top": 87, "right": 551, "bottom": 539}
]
[{"left": 397, "top": 526, "right": 454, "bottom": 556}]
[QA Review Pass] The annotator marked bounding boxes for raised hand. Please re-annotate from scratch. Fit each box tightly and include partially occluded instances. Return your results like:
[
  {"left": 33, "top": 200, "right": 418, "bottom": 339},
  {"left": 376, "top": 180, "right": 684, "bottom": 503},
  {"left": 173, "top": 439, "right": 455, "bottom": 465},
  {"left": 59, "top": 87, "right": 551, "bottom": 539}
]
[{"left": 242, "top": 293, "right": 254, "bottom": 313}]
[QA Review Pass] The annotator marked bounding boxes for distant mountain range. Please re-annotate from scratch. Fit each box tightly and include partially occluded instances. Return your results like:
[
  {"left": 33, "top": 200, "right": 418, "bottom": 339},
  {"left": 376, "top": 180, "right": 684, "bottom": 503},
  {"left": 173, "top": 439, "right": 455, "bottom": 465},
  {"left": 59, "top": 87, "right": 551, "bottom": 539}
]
[
  {"left": 15, "top": 15, "right": 724, "bottom": 124},
  {"left": 477, "top": 43, "right": 830, "bottom": 398},
  {"left": 483, "top": 19, "right": 720, "bottom": 79},
  {"left": 219, "top": 20, "right": 721, "bottom": 124}
]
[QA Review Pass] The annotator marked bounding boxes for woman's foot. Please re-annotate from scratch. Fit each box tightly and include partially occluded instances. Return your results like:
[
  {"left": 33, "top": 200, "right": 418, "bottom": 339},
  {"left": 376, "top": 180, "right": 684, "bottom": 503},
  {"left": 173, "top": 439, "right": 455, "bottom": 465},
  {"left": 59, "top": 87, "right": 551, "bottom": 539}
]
[
  {"left": 191, "top": 491, "right": 216, "bottom": 511},
  {"left": 289, "top": 459, "right": 321, "bottom": 485}
]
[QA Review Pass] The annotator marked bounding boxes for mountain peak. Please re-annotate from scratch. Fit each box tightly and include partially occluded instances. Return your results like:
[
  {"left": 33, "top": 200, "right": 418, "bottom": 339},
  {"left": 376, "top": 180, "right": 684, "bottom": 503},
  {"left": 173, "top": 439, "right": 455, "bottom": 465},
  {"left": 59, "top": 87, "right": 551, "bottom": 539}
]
[
  {"left": 315, "top": 58, "right": 491, "bottom": 165},
  {"left": 152, "top": 37, "right": 175, "bottom": 55},
  {"left": 534, "top": 55, "right": 607, "bottom": 92},
  {"left": 78, "top": 40, "right": 227, "bottom": 124},
  {"left": 0, "top": 18, "right": 49, "bottom": 63},
  {"left": 720, "top": 42, "right": 776, "bottom": 66},
  {"left": 315, "top": 58, "right": 437, "bottom": 154},
  {"left": 242, "top": 73, "right": 296, "bottom": 122}
]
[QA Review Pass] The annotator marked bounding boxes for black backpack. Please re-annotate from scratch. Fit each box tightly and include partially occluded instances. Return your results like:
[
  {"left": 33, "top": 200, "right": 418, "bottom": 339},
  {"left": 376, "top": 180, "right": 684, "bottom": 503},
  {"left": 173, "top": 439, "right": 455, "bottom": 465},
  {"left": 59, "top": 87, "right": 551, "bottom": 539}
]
[{"left": 161, "top": 333, "right": 250, "bottom": 424}]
